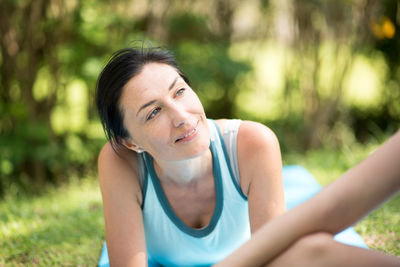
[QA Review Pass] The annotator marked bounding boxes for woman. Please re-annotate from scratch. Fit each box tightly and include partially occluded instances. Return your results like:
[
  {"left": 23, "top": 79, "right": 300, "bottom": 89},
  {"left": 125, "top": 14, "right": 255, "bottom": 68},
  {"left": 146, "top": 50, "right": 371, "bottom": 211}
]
[
  {"left": 96, "top": 47, "right": 285, "bottom": 266},
  {"left": 96, "top": 46, "right": 400, "bottom": 266}
]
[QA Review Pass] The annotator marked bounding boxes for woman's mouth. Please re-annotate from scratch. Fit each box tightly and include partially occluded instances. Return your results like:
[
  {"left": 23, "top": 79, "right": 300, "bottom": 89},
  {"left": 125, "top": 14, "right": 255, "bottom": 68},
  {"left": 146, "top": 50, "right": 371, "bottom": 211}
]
[{"left": 175, "top": 123, "right": 199, "bottom": 143}]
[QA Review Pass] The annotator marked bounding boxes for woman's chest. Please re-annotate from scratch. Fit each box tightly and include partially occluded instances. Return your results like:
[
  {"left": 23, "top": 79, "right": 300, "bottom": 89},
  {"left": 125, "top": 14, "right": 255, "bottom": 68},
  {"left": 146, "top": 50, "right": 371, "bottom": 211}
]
[{"left": 161, "top": 176, "right": 216, "bottom": 229}]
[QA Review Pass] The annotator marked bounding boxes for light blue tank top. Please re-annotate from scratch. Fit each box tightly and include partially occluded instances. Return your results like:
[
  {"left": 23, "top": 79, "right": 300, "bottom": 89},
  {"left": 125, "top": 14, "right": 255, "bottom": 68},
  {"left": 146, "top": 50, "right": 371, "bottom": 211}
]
[{"left": 140, "top": 119, "right": 250, "bottom": 267}]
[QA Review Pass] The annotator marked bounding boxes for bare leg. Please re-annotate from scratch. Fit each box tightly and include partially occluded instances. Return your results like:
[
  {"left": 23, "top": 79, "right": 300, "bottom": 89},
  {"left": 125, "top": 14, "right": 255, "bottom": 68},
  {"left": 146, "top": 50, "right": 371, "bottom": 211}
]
[{"left": 267, "top": 232, "right": 400, "bottom": 267}]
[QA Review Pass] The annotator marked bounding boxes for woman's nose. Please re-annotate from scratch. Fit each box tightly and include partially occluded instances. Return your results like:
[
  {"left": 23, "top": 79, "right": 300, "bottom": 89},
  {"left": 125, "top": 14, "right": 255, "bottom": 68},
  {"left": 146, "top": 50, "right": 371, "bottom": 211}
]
[{"left": 170, "top": 103, "right": 189, "bottom": 128}]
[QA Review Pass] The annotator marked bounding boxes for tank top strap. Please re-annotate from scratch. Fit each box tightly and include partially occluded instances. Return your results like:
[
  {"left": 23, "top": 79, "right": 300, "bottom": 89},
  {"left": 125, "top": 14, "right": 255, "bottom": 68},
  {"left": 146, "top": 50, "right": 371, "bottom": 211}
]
[{"left": 207, "top": 119, "right": 247, "bottom": 200}]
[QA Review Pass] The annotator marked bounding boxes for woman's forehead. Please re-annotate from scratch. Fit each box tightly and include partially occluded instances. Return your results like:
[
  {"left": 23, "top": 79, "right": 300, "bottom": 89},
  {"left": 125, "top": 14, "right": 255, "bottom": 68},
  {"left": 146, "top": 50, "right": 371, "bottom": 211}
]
[
  {"left": 126, "top": 63, "right": 180, "bottom": 93},
  {"left": 120, "top": 63, "right": 182, "bottom": 112}
]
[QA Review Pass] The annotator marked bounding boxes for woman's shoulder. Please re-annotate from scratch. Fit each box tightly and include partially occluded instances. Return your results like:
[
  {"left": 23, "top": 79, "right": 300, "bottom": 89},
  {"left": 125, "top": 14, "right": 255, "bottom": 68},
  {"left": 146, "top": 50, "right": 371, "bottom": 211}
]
[
  {"left": 98, "top": 141, "right": 139, "bottom": 172},
  {"left": 212, "top": 119, "right": 277, "bottom": 145},
  {"left": 213, "top": 119, "right": 279, "bottom": 159},
  {"left": 98, "top": 142, "right": 142, "bottom": 203},
  {"left": 213, "top": 119, "right": 281, "bottom": 195},
  {"left": 237, "top": 120, "right": 278, "bottom": 147}
]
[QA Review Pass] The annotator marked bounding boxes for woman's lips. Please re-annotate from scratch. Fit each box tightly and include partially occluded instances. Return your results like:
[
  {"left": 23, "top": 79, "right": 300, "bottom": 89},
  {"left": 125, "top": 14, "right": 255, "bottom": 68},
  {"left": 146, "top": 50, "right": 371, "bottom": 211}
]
[{"left": 175, "top": 123, "right": 199, "bottom": 143}]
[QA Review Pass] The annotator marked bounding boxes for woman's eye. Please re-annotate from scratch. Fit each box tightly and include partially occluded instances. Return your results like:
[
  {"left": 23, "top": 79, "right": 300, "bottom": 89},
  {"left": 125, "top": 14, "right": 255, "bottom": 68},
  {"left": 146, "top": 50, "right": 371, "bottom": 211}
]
[
  {"left": 175, "top": 88, "right": 185, "bottom": 96},
  {"left": 147, "top": 107, "right": 161, "bottom": 120}
]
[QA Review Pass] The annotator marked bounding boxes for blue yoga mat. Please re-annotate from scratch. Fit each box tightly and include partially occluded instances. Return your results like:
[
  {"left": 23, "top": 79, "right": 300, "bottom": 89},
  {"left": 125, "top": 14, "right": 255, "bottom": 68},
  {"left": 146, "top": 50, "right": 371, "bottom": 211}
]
[
  {"left": 282, "top": 165, "right": 368, "bottom": 248},
  {"left": 98, "top": 165, "right": 368, "bottom": 267}
]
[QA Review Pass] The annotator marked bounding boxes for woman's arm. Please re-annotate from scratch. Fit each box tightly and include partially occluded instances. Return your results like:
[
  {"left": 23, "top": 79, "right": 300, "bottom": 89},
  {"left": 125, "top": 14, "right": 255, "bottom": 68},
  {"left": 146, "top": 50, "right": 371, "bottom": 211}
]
[
  {"left": 215, "top": 130, "right": 400, "bottom": 267},
  {"left": 98, "top": 143, "right": 147, "bottom": 267},
  {"left": 236, "top": 120, "right": 286, "bottom": 232}
]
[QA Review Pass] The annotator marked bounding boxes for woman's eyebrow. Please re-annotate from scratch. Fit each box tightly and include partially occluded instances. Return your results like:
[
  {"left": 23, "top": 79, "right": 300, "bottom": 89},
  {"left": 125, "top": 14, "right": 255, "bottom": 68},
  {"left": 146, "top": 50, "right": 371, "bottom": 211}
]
[
  {"left": 136, "top": 100, "right": 157, "bottom": 117},
  {"left": 136, "top": 76, "right": 179, "bottom": 117},
  {"left": 168, "top": 76, "right": 179, "bottom": 91}
]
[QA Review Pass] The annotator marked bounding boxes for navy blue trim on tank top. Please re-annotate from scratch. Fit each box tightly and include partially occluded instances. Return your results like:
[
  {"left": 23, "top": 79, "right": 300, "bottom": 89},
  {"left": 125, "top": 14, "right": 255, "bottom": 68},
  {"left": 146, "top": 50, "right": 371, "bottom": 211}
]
[
  {"left": 142, "top": 141, "right": 223, "bottom": 238},
  {"left": 211, "top": 120, "right": 248, "bottom": 200},
  {"left": 140, "top": 154, "right": 149, "bottom": 210}
]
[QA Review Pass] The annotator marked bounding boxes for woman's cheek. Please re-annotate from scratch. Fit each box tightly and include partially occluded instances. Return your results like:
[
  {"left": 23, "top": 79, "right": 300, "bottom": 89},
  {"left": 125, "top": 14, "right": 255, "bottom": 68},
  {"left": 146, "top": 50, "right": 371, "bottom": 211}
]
[{"left": 189, "top": 93, "right": 204, "bottom": 109}]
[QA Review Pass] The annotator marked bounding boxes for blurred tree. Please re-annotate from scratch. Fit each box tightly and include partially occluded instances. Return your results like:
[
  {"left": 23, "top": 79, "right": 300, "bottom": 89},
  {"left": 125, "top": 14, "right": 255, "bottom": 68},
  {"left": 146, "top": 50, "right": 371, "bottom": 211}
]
[
  {"left": 0, "top": 0, "right": 107, "bottom": 195},
  {"left": 353, "top": 0, "right": 400, "bottom": 141},
  {"left": 271, "top": 0, "right": 400, "bottom": 149},
  {"left": 0, "top": 0, "right": 69, "bottom": 194},
  {"left": 280, "top": 0, "right": 358, "bottom": 148}
]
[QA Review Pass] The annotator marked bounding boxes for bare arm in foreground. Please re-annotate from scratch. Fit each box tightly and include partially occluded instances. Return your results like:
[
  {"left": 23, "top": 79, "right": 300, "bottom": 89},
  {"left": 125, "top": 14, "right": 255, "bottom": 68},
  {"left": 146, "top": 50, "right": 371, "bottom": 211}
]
[{"left": 215, "top": 130, "right": 400, "bottom": 267}]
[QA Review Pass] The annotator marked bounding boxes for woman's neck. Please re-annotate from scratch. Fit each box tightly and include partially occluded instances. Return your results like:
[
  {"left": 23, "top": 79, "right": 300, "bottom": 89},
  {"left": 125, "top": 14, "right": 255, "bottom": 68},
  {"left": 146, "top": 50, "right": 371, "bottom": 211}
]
[{"left": 153, "top": 149, "right": 213, "bottom": 186}]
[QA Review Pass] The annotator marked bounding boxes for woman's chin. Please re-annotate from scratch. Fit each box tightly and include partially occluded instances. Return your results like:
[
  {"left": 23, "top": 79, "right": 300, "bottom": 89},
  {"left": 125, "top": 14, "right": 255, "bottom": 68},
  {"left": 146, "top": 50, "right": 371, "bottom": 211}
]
[{"left": 183, "top": 139, "right": 210, "bottom": 160}]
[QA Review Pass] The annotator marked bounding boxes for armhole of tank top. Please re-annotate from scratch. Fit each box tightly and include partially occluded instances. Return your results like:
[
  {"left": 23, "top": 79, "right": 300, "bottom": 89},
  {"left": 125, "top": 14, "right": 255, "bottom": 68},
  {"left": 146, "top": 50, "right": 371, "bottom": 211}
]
[
  {"left": 222, "top": 120, "right": 241, "bottom": 184},
  {"left": 215, "top": 119, "right": 247, "bottom": 200},
  {"left": 137, "top": 154, "right": 148, "bottom": 209}
]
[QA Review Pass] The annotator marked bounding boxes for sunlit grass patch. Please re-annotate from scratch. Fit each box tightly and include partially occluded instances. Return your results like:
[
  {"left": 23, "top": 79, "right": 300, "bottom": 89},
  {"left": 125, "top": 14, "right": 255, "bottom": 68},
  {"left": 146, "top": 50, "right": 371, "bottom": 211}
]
[
  {"left": 355, "top": 194, "right": 400, "bottom": 256},
  {"left": 0, "top": 177, "right": 104, "bottom": 266}
]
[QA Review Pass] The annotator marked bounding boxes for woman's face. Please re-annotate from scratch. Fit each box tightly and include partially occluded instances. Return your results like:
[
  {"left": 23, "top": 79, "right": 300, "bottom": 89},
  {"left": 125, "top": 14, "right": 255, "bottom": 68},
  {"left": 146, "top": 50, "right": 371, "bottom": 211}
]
[{"left": 119, "top": 63, "right": 210, "bottom": 161}]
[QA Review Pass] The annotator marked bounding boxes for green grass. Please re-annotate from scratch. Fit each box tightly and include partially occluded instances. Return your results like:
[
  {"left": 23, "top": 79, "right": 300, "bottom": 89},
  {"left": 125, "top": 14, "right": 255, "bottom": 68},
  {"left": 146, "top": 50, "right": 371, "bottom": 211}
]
[
  {"left": 0, "top": 177, "right": 104, "bottom": 266},
  {"left": 0, "top": 140, "right": 398, "bottom": 266},
  {"left": 283, "top": 141, "right": 400, "bottom": 256}
]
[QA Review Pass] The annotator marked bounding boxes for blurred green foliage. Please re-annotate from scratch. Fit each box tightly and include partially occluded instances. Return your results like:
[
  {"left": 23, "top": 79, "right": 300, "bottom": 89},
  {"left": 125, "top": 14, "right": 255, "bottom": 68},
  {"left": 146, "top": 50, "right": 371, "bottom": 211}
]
[{"left": 0, "top": 0, "right": 399, "bottom": 195}]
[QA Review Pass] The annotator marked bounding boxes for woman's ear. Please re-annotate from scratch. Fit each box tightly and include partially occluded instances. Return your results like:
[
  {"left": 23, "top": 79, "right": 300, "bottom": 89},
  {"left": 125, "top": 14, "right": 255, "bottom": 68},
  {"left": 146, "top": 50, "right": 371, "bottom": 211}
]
[{"left": 120, "top": 138, "right": 145, "bottom": 153}]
